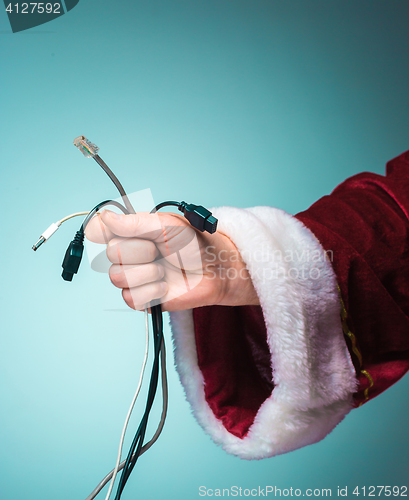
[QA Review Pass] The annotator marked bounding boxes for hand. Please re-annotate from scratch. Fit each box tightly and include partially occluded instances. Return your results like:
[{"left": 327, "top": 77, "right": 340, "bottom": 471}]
[{"left": 85, "top": 210, "right": 259, "bottom": 311}]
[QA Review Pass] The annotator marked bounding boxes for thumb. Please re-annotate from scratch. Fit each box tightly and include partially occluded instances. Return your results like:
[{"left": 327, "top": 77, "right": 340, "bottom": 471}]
[{"left": 100, "top": 210, "right": 170, "bottom": 239}]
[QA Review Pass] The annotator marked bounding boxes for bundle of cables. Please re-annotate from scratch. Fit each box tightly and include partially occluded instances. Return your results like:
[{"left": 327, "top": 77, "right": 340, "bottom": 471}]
[{"left": 32, "top": 136, "right": 218, "bottom": 500}]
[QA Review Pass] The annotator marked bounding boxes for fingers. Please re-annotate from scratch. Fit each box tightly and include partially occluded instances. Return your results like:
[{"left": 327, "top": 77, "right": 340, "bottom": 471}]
[
  {"left": 122, "top": 282, "right": 168, "bottom": 310},
  {"left": 85, "top": 210, "right": 190, "bottom": 249},
  {"left": 84, "top": 213, "right": 116, "bottom": 243},
  {"left": 109, "top": 263, "right": 165, "bottom": 289},
  {"left": 100, "top": 210, "right": 165, "bottom": 239},
  {"left": 84, "top": 210, "right": 164, "bottom": 243},
  {"left": 106, "top": 237, "right": 159, "bottom": 264},
  {"left": 84, "top": 209, "right": 201, "bottom": 312}
]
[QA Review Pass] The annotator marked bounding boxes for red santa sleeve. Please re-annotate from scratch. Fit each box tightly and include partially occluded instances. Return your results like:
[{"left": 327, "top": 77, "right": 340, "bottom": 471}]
[{"left": 168, "top": 150, "right": 409, "bottom": 460}]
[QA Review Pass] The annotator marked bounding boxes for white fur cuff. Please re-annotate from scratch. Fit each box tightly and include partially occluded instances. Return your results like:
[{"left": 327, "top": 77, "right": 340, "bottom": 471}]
[{"left": 169, "top": 206, "right": 357, "bottom": 459}]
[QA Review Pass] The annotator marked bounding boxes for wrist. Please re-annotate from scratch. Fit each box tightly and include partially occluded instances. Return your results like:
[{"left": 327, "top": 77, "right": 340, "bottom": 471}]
[{"left": 209, "top": 232, "right": 260, "bottom": 307}]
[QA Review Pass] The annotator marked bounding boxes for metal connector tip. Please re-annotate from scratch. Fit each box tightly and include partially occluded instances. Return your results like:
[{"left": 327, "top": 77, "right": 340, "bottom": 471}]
[
  {"left": 32, "top": 236, "right": 45, "bottom": 251},
  {"left": 73, "top": 135, "right": 99, "bottom": 157}
]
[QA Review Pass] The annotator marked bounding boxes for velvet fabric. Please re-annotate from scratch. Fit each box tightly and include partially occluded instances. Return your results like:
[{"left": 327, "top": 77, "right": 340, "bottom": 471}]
[
  {"left": 192, "top": 150, "right": 409, "bottom": 438},
  {"left": 192, "top": 305, "right": 272, "bottom": 439},
  {"left": 295, "top": 150, "right": 409, "bottom": 406}
]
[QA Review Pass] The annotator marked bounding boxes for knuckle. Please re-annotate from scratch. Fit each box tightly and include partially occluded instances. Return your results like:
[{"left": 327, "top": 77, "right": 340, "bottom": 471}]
[
  {"left": 146, "top": 242, "right": 158, "bottom": 262},
  {"left": 106, "top": 238, "right": 121, "bottom": 263},
  {"left": 145, "top": 263, "right": 163, "bottom": 282},
  {"left": 155, "top": 264, "right": 165, "bottom": 280},
  {"left": 109, "top": 265, "right": 124, "bottom": 288},
  {"left": 152, "top": 281, "right": 167, "bottom": 299},
  {"left": 122, "top": 288, "right": 136, "bottom": 310},
  {"left": 129, "top": 214, "right": 141, "bottom": 236}
]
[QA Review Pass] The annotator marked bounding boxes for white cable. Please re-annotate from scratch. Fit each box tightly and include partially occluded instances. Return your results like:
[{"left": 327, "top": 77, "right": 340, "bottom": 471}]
[
  {"left": 32, "top": 211, "right": 90, "bottom": 251},
  {"left": 104, "top": 308, "right": 150, "bottom": 500},
  {"left": 33, "top": 209, "right": 154, "bottom": 498},
  {"left": 84, "top": 337, "right": 168, "bottom": 500},
  {"left": 58, "top": 211, "right": 89, "bottom": 224}
]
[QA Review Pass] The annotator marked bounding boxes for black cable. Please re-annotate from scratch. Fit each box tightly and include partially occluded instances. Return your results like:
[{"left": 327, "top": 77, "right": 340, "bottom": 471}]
[
  {"left": 57, "top": 144, "right": 176, "bottom": 500},
  {"left": 81, "top": 200, "right": 129, "bottom": 233},
  {"left": 83, "top": 159, "right": 170, "bottom": 500},
  {"left": 62, "top": 200, "right": 129, "bottom": 281},
  {"left": 93, "top": 155, "right": 135, "bottom": 215},
  {"left": 150, "top": 200, "right": 181, "bottom": 213},
  {"left": 114, "top": 304, "right": 164, "bottom": 500},
  {"left": 152, "top": 201, "right": 218, "bottom": 234},
  {"left": 67, "top": 193, "right": 217, "bottom": 496},
  {"left": 112, "top": 204, "right": 182, "bottom": 499},
  {"left": 71, "top": 148, "right": 216, "bottom": 499},
  {"left": 113, "top": 199, "right": 215, "bottom": 491},
  {"left": 125, "top": 305, "right": 163, "bottom": 479},
  {"left": 84, "top": 342, "right": 168, "bottom": 500}
]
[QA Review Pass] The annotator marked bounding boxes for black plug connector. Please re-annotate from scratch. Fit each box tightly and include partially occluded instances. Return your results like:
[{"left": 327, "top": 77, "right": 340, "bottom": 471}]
[
  {"left": 62, "top": 231, "right": 84, "bottom": 281},
  {"left": 178, "top": 203, "right": 218, "bottom": 234}
]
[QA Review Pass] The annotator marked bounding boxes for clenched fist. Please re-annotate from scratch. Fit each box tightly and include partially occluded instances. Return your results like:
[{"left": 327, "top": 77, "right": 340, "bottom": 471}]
[{"left": 85, "top": 210, "right": 259, "bottom": 311}]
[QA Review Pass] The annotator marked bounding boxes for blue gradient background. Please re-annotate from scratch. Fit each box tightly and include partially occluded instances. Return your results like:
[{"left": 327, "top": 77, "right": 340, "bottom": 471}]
[{"left": 1, "top": 1, "right": 408, "bottom": 499}]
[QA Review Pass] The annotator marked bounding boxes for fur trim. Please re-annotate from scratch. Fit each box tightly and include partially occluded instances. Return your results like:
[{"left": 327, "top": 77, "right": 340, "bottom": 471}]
[{"left": 169, "top": 207, "right": 357, "bottom": 459}]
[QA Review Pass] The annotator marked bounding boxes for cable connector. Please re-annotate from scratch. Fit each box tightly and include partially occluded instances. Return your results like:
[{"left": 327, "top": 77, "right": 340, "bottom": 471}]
[
  {"left": 62, "top": 231, "right": 84, "bottom": 281},
  {"left": 73, "top": 135, "right": 99, "bottom": 158},
  {"left": 178, "top": 203, "right": 218, "bottom": 234},
  {"left": 32, "top": 222, "right": 60, "bottom": 251}
]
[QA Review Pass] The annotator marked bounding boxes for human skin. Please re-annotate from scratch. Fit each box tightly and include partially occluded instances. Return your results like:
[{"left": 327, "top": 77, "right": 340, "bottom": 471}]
[{"left": 85, "top": 210, "right": 260, "bottom": 311}]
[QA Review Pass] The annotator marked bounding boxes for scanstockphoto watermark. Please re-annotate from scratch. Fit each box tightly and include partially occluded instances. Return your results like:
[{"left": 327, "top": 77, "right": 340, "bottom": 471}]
[
  {"left": 204, "top": 246, "right": 334, "bottom": 282},
  {"left": 205, "top": 264, "right": 325, "bottom": 282},
  {"left": 198, "top": 486, "right": 334, "bottom": 497},
  {"left": 198, "top": 486, "right": 408, "bottom": 497},
  {"left": 204, "top": 246, "right": 334, "bottom": 265}
]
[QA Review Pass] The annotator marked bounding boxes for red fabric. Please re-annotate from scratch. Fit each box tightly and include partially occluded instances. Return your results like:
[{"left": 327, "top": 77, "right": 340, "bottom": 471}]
[
  {"left": 295, "top": 150, "right": 409, "bottom": 406},
  {"left": 192, "top": 151, "right": 409, "bottom": 437},
  {"left": 193, "top": 305, "right": 272, "bottom": 438}
]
